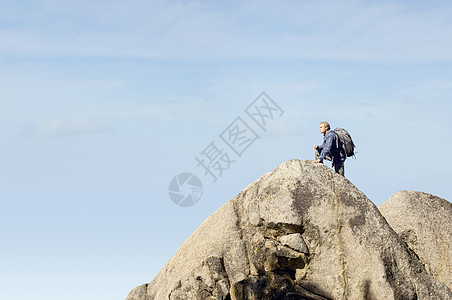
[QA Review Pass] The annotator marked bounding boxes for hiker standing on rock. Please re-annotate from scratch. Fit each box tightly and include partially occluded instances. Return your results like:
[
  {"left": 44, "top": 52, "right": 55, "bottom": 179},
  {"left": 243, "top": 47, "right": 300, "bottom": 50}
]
[{"left": 314, "top": 121, "right": 346, "bottom": 176}]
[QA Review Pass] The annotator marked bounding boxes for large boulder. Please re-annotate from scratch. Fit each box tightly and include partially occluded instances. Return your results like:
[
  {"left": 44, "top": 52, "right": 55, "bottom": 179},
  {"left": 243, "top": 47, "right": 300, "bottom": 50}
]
[
  {"left": 379, "top": 190, "right": 452, "bottom": 290},
  {"left": 126, "top": 159, "right": 452, "bottom": 300}
]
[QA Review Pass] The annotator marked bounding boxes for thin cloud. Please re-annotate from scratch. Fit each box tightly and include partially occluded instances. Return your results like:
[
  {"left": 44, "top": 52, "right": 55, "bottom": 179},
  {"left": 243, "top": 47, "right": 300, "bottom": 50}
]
[
  {"left": 1, "top": 1, "right": 452, "bottom": 61},
  {"left": 19, "top": 116, "right": 116, "bottom": 138},
  {"left": 265, "top": 117, "right": 306, "bottom": 136},
  {"left": 401, "top": 79, "right": 452, "bottom": 100}
]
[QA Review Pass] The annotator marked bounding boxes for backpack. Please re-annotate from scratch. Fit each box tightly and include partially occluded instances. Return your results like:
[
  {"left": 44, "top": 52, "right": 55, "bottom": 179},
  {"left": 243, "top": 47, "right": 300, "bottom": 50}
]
[{"left": 333, "top": 128, "right": 356, "bottom": 158}]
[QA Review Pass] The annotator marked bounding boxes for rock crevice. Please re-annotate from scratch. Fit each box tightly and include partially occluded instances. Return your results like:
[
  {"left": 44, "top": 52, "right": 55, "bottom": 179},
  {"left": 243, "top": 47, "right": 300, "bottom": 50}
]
[{"left": 126, "top": 159, "right": 452, "bottom": 300}]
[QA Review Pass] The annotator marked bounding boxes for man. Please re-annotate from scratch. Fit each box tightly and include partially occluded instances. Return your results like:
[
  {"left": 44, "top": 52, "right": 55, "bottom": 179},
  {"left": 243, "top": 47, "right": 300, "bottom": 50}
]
[{"left": 313, "top": 121, "right": 346, "bottom": 176}]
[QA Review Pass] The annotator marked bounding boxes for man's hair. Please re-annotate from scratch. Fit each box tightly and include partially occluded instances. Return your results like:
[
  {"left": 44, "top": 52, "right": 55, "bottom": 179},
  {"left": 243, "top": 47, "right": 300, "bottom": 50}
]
[{"left": 320, "top": 121, "right": 330, "bottom": 130}]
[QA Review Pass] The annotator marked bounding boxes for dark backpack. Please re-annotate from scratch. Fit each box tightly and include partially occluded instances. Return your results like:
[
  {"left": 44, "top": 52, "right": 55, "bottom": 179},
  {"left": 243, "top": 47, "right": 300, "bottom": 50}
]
[{"left": 333, "top": 128, "right": 356, "bottom": 158}]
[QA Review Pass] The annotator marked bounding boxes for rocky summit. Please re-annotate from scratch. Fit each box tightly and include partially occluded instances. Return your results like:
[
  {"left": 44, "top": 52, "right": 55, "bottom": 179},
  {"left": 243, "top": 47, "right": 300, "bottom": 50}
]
[{"left": 126, "top": 159, "right": 452, "bottom": 300}]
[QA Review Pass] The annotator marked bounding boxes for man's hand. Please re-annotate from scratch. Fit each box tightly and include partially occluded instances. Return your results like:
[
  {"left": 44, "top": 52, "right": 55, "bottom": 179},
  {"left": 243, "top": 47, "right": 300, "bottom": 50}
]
[
  {"left": 314, "top": 159, "right": 321, "bottom": 163},
  {"left": 313, "top": 145, "right": 318, "bottom": 149}
]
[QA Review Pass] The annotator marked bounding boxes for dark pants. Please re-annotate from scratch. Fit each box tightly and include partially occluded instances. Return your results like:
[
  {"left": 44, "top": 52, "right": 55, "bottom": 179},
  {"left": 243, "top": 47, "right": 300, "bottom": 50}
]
[
  {"left": 315, "top": 149, "right": 345, "bottom": 176},
  {"left": 332, "top": 161, "right": 345, "bottom": 176}
]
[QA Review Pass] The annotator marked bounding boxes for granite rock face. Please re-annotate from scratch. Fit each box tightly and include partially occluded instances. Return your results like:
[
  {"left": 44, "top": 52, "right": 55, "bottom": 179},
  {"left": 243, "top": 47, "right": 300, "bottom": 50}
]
[
  {"left": 126, "top": 159, "right": 452, "bottom": 300},
  {"left": 379, "top": 190, "right": 452, "bottom": 291}
]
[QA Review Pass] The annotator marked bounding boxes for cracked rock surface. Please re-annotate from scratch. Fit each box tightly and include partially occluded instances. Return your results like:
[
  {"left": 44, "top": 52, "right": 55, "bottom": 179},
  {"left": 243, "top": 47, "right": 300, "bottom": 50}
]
[
  {"left": 126, "top": 159, "right": 452, "bottom": 300},
  {"left": 379, "top": 190, "right": 452, "bottom": 291}
]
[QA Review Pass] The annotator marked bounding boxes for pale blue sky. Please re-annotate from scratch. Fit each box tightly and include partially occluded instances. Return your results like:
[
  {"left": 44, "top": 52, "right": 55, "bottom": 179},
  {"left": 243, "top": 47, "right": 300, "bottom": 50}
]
[{"left": 1, "top": 1, "right": 452, "bottom": 299}]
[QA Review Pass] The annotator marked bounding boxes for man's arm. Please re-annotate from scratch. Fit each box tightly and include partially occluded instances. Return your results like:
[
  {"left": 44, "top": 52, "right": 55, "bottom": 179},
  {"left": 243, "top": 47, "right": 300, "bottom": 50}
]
[
  {"left": 317, "top": 132, "right": 334, "bottom": 162},
  {"left": 313, "top": 144, "right": 323, "bottom": 163}
]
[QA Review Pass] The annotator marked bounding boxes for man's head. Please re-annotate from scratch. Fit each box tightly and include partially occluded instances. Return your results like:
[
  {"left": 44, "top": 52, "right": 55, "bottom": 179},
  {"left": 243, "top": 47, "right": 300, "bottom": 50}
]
[{"left": 319, "top": 121, "right": 330, "bottom": 134}]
